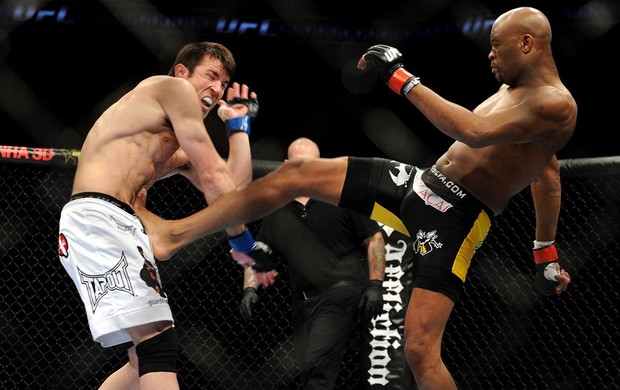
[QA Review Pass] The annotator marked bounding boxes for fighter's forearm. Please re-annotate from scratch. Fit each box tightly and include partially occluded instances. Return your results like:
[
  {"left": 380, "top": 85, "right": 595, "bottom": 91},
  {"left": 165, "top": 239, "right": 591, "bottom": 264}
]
[
  {"left": 531, "top": 156, "right": 561, "bottom": 241},
  {"left": 365, "top": 231, "right": 386, "bottom": 281}
]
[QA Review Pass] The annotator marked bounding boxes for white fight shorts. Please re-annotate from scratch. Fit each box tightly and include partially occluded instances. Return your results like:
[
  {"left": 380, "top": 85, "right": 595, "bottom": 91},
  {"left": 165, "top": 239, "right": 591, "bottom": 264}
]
[{"left": 58, "top": 194, "right": 173, "bottom": 348}]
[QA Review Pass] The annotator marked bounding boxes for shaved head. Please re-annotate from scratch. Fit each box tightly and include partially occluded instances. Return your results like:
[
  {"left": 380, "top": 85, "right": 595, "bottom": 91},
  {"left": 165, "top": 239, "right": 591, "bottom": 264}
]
[
  {"left": 494, "top": 7, "right": 552, "bottom": 46},
  {"left": 287, "top": 137, "right": 320, "bottom": 160}
]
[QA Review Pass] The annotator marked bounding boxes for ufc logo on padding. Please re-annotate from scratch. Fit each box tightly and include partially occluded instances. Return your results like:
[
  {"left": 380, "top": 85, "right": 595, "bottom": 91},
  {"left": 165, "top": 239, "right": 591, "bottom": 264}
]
[{"left": 384, "top": 48, "right": 401, "bottom": 62}]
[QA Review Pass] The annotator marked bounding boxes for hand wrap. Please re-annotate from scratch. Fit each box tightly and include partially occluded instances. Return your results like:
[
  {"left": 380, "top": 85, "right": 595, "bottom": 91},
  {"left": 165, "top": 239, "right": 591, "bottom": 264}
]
[
  {"left": 228, "top": 229, "right": 255, "bottom": 254},
  {"left": 358, "top": 279, "right": 384, "bottom": 321},
  {"left": 239, "top": 287, "right": 258, "bottom": 322},
  {"left": 362, "top": 44, "right": 420, "bottom": 96},
  {"left": 224, "top": 116, "right": 251, "bottom": 137},
  {"left": 533, "top": 242, "right": 563, "bottom": 296}
]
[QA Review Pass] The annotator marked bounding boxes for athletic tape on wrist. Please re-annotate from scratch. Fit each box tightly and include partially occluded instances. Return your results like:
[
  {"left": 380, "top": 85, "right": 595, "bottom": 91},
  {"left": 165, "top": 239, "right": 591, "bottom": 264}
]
[
  {"left": 228, "top": 229, "right": 255, "bottom": 253},
  {"left": 533, "top": 244, "right": 558, "bottom": 264},
  {"left": 388, "top": 68, "right": 416, "bottom": 95},
  {"left": 401, "top": 76, "right": 421, "bottom": 95},
  {"left": 225, "top": 115, "right": 250, "bottom": 136},
  {"left": 533, "top": 240, "right": 555, "bottom": 249}
]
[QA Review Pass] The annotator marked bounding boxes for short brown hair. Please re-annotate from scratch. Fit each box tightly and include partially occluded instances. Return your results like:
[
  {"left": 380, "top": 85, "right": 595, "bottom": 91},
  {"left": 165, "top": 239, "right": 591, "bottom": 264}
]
[{"left": 167, "top": 41, "right": 236, "bottom": 77}]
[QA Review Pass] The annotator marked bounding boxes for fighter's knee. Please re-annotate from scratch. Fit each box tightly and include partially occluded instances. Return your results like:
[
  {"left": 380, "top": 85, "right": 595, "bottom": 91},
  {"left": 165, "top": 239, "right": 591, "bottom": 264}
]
[
  {"left": 404, "top": 336, "right": 432, "bottom": 369},
  {"left": 278, "top": 158, "right": 305, "bottom": 175},
  {"left": 135, "top": 327, "right": 180, "bottom": 377},
  {"left": 273, "top": 159, "right": 307, "bottom": 192}
]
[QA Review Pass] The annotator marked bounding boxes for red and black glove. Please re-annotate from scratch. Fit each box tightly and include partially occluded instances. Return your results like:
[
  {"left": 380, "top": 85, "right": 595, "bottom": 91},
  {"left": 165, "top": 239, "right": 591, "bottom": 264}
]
[{"left": 360, "top": 44, "right": 421, "bottom": 96}]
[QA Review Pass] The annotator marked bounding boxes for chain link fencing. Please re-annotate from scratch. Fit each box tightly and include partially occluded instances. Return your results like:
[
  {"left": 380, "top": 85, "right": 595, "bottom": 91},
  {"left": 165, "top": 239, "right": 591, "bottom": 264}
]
[{"left": 0, "top": 154, "right": 618, "bottom": 389}]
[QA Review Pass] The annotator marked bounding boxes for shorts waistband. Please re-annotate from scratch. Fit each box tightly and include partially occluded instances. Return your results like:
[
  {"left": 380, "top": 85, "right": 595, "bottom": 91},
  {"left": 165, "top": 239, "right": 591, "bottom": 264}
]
[
  {"left": 69, "top": 192, "right": 135, "bottom": 215},
  {"left": 423, "top": 166, "right": 494, "bottom": 218},
  {"left": 295, "top": 280, "right": 359, "bottom": 300}
]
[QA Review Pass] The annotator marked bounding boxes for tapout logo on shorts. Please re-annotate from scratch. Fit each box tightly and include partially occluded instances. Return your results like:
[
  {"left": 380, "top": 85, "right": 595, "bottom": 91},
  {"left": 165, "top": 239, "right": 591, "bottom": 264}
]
[{"left": 78, "top": 253, "right": 134, "bottom": 313}]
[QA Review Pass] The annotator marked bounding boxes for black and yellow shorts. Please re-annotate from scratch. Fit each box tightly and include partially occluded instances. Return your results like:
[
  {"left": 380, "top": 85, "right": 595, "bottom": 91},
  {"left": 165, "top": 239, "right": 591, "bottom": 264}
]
[{"left": 340, "top": 157, "right": 493, "bottom": 301}]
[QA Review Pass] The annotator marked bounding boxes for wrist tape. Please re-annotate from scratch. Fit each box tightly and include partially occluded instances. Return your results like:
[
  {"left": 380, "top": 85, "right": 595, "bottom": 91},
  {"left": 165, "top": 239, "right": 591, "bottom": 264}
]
[
  {"left": 225, "top": 115, "right": 251, "bottom": 136},
  {"left": 533, "top": 244, "right": 558, "bottom": 264},
  {"left": 388, "top": 68, "right": 420, "bottom": 95},
  {"left": 228, "top": 229, "right": 255, "bottom": 253}
]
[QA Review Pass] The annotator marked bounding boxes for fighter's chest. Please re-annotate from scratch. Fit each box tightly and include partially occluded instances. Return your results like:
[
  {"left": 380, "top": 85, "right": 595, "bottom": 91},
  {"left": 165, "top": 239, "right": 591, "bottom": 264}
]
[{"left": 474, "top": 89, "right": 525, "bottom": 115}]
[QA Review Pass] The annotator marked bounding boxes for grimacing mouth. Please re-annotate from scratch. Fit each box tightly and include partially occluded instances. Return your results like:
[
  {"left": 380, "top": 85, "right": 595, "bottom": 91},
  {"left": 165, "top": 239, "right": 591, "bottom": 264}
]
[{"left": 201, "top": 97, "right": 214, "bottom": 109}]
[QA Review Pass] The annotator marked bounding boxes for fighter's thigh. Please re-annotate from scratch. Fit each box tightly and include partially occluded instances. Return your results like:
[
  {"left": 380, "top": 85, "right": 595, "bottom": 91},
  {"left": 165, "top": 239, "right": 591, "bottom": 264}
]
[
  {"left": 126, "top": 320, "right": 174, "bottom": 346},
  {"left": 298, "top": 156, "right": 349, "bottom": 205}
]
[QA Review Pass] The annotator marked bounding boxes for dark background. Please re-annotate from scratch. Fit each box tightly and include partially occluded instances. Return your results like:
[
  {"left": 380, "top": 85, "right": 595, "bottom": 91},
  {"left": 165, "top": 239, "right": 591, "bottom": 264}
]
[{"left": 0, "top": 0, "right": 618, "bottom": 163}]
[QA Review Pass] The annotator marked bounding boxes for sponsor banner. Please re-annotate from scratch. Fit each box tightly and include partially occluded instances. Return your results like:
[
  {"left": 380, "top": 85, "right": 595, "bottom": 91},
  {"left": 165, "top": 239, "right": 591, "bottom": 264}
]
[
  {"left": 0, "top": 145, "right": 80, "bottom": 167},
  {"left": 362, "top": 224, "right": 415, "bottom": 389}
]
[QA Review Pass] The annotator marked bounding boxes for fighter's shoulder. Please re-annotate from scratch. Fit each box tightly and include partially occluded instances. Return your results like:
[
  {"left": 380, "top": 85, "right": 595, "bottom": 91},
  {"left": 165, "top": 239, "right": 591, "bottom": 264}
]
[
  {"left": 134, "top": 75, "right": 194, "bottom": 97},
  {"left": 135, "top": 75, "right": 191, "bottom": 89},
  {"left": 527, "top": 84, "right": 577, "bottom": 120},
  {"left": 527, "top": 84, "right": 575, "bottom": 106}
]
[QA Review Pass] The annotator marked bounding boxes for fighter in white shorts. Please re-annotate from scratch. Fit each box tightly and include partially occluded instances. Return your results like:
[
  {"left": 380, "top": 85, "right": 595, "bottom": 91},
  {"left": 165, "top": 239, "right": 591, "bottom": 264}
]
[{"left": 59, "top": 192, "right": 173, "bottom": 348}]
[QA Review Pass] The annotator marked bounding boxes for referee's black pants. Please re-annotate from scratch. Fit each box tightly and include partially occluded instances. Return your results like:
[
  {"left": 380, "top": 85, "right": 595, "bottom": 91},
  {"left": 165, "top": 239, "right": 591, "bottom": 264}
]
[{"left": 292, "top": 284, "right": 362, "bottom": 390}]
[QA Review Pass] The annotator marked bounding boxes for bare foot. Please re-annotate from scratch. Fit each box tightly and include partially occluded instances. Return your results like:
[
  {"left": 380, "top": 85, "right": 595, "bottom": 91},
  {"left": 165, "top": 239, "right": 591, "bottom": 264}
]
[{"left": 133, "top": 188, "right": 177, "bottom": 261}]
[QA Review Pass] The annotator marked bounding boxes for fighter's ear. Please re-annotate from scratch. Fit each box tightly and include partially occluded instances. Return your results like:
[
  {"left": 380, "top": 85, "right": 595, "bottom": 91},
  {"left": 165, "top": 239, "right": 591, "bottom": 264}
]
[
  {"left": 173, "top": 63, "right": 189, "bottom": 77},
  {"left": 521, "top": 34, "right": 533, "bottom": 53}
]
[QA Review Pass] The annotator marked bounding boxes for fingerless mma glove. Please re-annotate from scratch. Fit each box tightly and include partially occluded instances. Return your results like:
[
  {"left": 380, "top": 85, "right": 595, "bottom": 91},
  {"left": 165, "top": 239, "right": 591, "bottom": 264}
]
[
  {"left": 228, "top": 229, "right": 276, "bottom": 272},
  {"left": 362, "top": 44, "right": 421, "bottom": 96},
  {"left": 220, "top": 97, "right": 259, "bottom": 137},
  {"left": 533, "top": 241, "right": 563, "bottom": 296},
  {"left": 246, "top": 241, "right": 276, "bottom": 272},
  {"left": 227, "top": 97, "right": 259, "bottom": 118}
]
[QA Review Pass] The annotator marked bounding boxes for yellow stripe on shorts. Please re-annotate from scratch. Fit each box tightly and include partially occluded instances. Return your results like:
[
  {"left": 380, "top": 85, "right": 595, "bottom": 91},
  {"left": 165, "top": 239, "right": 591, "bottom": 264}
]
[
  {"left": 452, "top": 209, "right": 491, "bottom": 282},
  {"left": 370, "top": 202, "right": 410, "bottom": 237}
]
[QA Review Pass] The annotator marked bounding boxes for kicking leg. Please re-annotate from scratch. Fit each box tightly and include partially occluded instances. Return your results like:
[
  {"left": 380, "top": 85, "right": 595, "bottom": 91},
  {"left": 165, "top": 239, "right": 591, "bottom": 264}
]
[{"left": 135, "top": 156, "right": 349, "bottom": 260}]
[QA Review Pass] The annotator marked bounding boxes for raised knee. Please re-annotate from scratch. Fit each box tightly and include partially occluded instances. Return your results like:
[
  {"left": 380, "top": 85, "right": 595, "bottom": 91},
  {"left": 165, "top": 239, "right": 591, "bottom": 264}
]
[
  {"left": 272, "top": 159, "right": 307, "bottom": 195},
  {"left": 278, "top": 158, "right": 305, "bottom": 177}
]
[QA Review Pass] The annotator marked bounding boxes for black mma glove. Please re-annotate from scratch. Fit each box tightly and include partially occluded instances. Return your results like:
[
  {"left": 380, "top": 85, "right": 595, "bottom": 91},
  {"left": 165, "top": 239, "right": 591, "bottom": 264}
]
[
  {"left": 227, "top": 97, "right": 259, "bottom": 118},
  {"left": 362, "top": 44, "right": 420, "bottom": 96},
  {"left": 358, "top": 279, "right": 384, "bottom": 321},
  {"left": 533, "top": 242, "right": 565, "bottom": 296},
  {"left": 247, "top": 241, "right": 277, "bottom": 272},
  {"left": 229, "top": 230, "right": 277, "bottom": 272},
  {"left": 218, "top": 97, "right": 259, "bottom": 136},
  {"left": 240, "top": 287, "right": 258, "bottom": 321}
]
